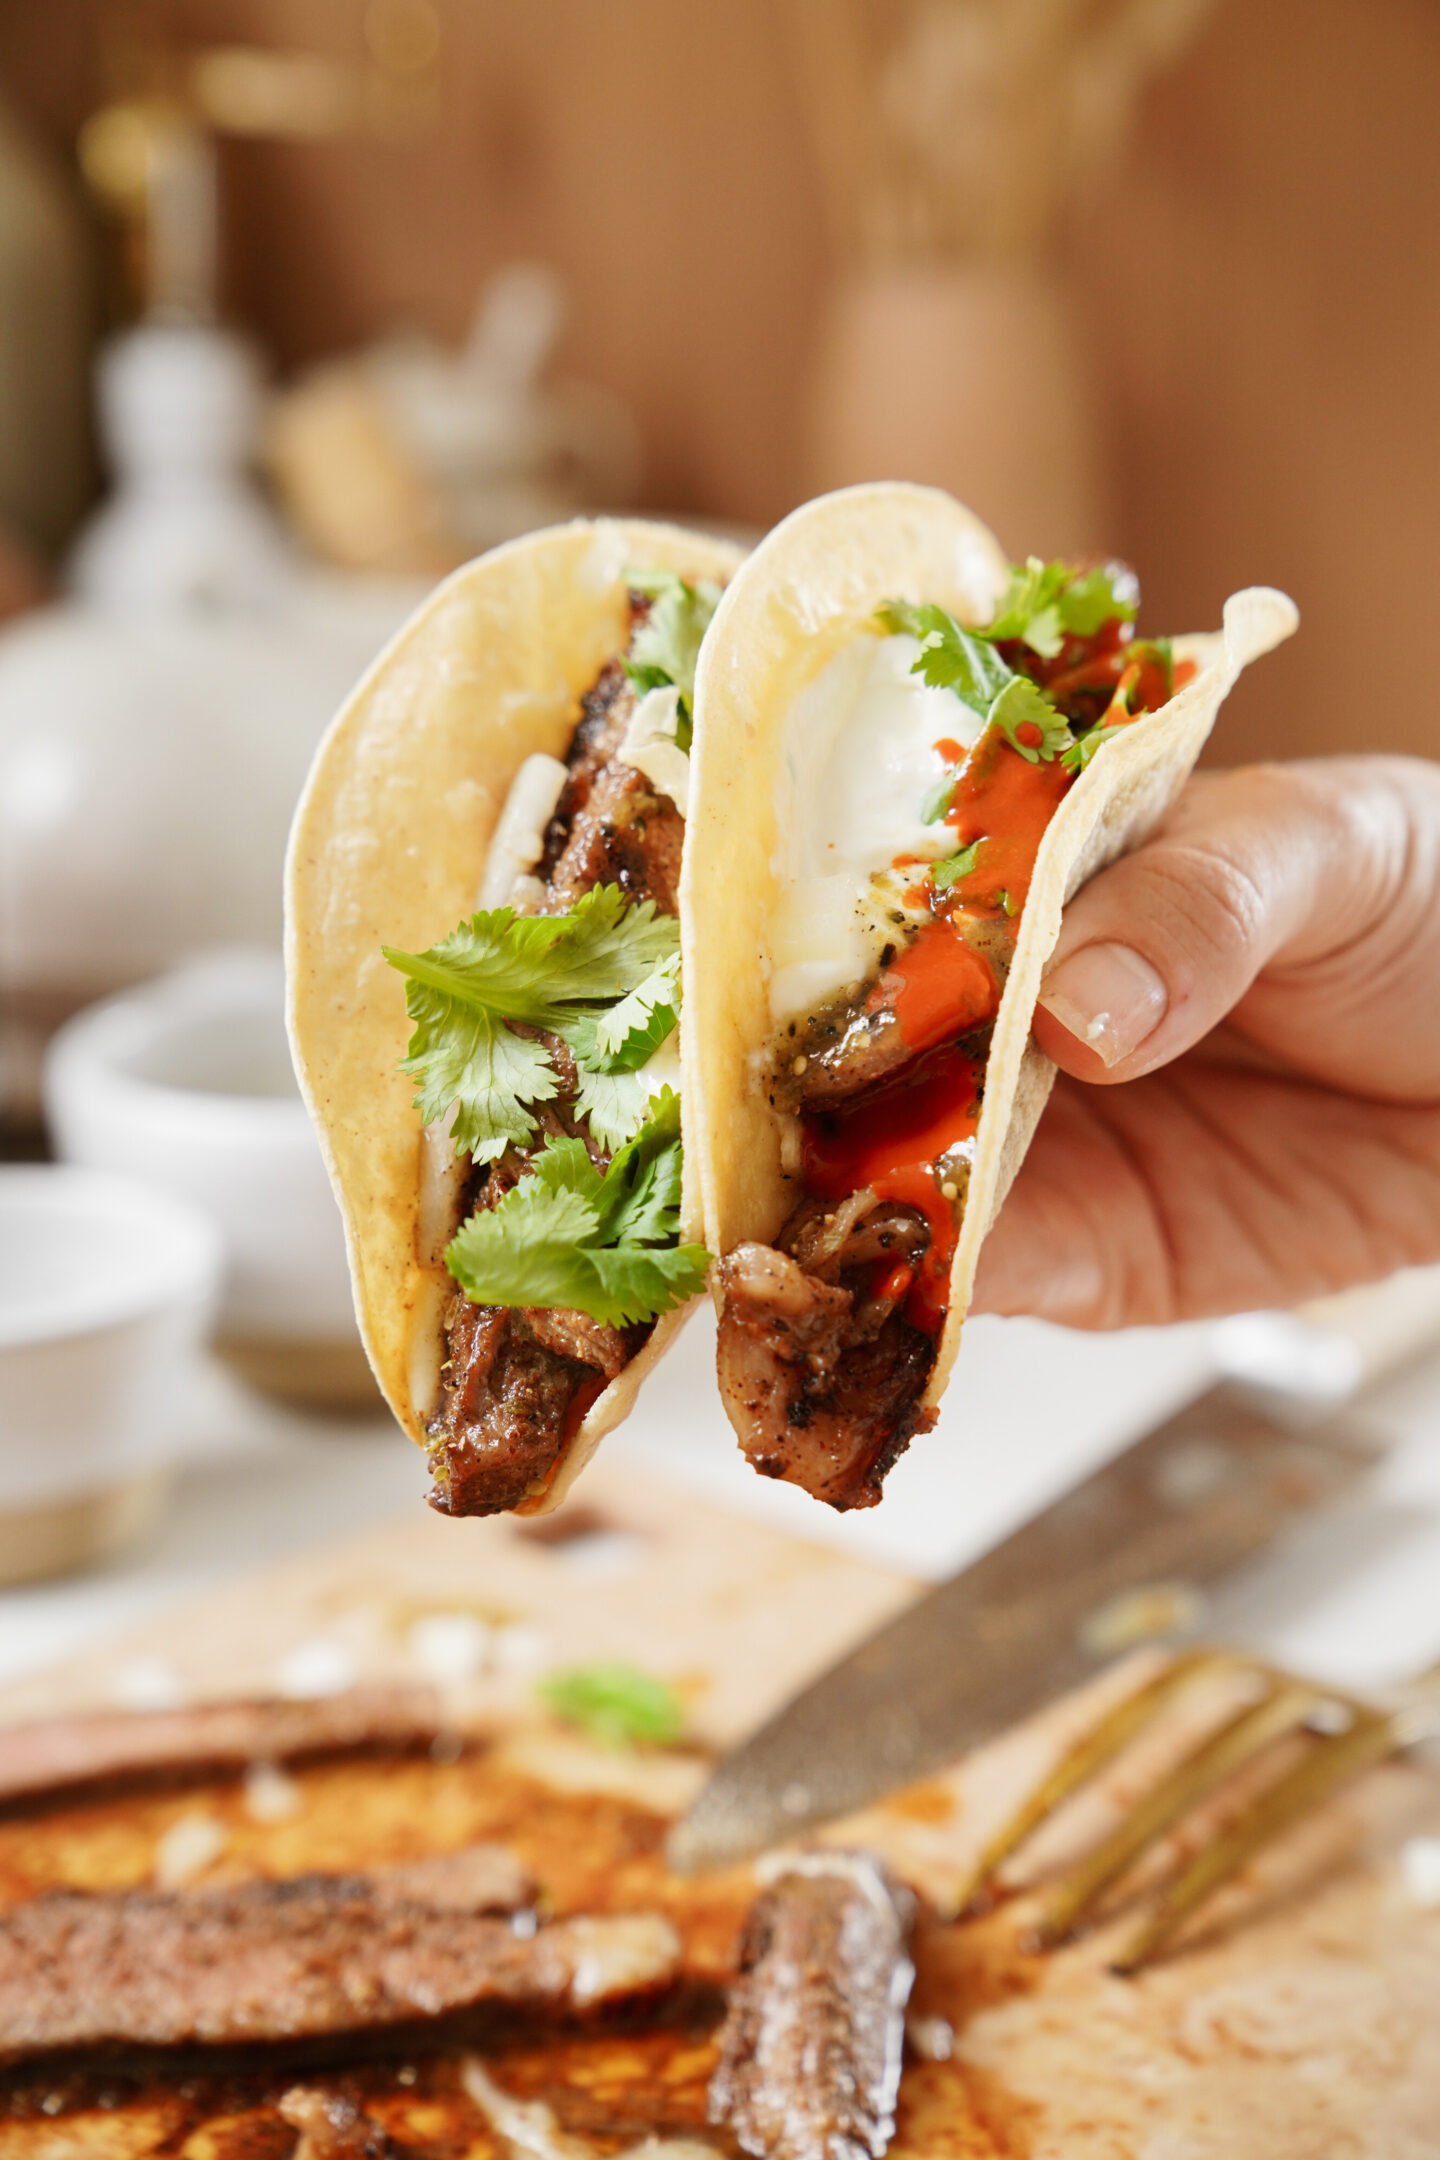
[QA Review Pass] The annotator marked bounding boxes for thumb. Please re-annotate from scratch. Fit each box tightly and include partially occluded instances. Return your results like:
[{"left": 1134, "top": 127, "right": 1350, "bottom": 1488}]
[{"left": 1031, "top": 761, "right": 1384, "bottom": 1085}]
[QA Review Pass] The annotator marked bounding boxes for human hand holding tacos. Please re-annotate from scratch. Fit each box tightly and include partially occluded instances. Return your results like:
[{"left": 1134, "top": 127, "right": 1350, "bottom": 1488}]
[{"left": 972, "top": 754, "right": 1440, "bottom": 1328}]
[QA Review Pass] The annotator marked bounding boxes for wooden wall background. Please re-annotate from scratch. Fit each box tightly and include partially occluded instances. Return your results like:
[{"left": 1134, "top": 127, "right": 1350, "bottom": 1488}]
[{"left": 1, "top": 0, "right": 1436, "bottom": 767}]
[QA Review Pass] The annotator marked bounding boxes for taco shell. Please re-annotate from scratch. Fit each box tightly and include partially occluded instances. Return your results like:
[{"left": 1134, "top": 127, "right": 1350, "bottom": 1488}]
[
  {"left": 287, "top": 518, "right": 744, "bottom": 1511},
  {"left": 681, "top": 482, "right": 1297, "bottom": 1421}
]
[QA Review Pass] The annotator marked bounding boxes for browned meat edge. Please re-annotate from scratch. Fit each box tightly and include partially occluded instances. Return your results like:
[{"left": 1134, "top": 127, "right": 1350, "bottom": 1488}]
[
  {"left": 709, "top": 1858, "right": 916, "bottom": 2160},
  {"left": 426, "top": 620, "right": 686, "bottom": 1518},
  {"left": 0, "top": 1689, "right": 446, "bottom": 1814},
  {"left": 0, "top": 1858, "right": 678, "bottom": 2060}
]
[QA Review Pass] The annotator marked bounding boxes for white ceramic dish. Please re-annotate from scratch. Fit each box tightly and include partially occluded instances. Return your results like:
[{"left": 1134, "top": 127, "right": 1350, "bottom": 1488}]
[
  {"left": 43, "top": 950, "right": 373, "bottom": 1409},
  {"left": 0, "top": 1164, "right": 221, "bottom": 1583}
]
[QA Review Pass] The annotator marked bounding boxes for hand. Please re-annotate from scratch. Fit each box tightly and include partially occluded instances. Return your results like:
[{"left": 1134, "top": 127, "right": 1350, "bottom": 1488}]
[{"left": 971, "top": 757, "right": 1440, "bottom": 1327}]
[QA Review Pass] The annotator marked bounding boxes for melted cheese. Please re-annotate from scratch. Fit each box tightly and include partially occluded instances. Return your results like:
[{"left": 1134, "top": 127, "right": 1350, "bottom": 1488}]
[{"left": 768, "top": 634, "right": 984, "bottom": 1025}]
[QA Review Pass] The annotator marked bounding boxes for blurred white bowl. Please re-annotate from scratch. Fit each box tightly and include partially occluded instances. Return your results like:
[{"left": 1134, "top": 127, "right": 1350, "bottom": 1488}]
[
  {"left": 43, "top": 951, "right": 375, "bottom": 1411},
  {"left": 0, "top": 1164, "right": 221, "bottom": 1583}
]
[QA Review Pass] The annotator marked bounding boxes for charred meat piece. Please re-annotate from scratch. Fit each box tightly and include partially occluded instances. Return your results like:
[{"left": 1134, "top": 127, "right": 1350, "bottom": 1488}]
[
  {"left": 709, "top": 1856, "right": 915, "bottom": 2160},
  {"left": 0, "top": 1689, "right": 445, "bottom": 1813},
  {"left": 0, "top": 1863, "right": 680, "bottom": 2058},
  {"left": 544, "top": 761, "right": 686, "bottom": 917},
  {"left": 428, "top": 1301, "right": 603, "bottom": 1517},
  {"left": 786, "top": 1007, "right": 914, "bottom": 1113},
  {"left": 713, "top": 1212, "right": 937, "bottom": 1511}
]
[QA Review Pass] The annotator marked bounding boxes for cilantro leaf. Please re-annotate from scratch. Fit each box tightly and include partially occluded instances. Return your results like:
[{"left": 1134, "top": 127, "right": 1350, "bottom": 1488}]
[
  {"left": 623, "top": 569, "right": 724, "bottom": 715},
  {"left": 1059, "top": 563, "right": 1137, "bottom": 636},
  {"left": 444, "top": 1089, "right": 707, "bottom": 1326},
  {"left": 538, "top": 1662, "right": 686, "bottom": 1750},
  {"left": 384, "top": 888, "right": 680, "bottom": 1159},
  {"left": 1061, "top": 720, "right": 1133, "bottom": 775},
  {"left": 987, "top": 557, "right": 1137, "bottom": 654},
  {"left": 591, "top": 1087, "right": 685, "bottom": 1245},
  {"left": 391, "top": 981, "right": 558, "bottom": 1163},
  {"left": 921, "top": 768, "right": 958, "bottom": 824},
  {"left": 931, "top": 841, "right": 981, "bottom": 892},
  {"left": 877, "top": 599, "right": 1014, "bottom": 717},
  {"left": 592, "top": 952, "right": 681, "bottom": 1066},
  {"left": 989, "top": 677, "right": 1074, "bottom": 765},
  {"left": 572, "top": 1065, "right": 653, "bottom": 1153}
]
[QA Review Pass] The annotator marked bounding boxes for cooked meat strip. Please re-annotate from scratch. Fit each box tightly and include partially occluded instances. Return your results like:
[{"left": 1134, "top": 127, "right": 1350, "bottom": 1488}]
[
  {"left": 0, "top": 1866, "right": 680, "bottom": 2058},
  {"left": 370, "top": 1846, "right": 534, "bottom": 1913},
  {"left": 786, "top": 1007, "right": 913, "bottom": 1113},
  {"left": 716, "top": 1226, "right": 941, "bottom": 1512},
  {"left": 0, "top": 1690, "right": 444, "bottom": 1813},
  {"left": 279, "top": 2085, "right": 391, "bottom": 2159},
  {"left": 708, "top": 1856, "right": 915, "bottom": 2160},
  {"left": 525, "top": 1306, "right": 631, "bottom": 1379},
  {"left": 544, "top": 760, "right": 686, "bottom": 917},
  {"left": 429, "top": 1302, "right": 602, "bottom": 1517}
]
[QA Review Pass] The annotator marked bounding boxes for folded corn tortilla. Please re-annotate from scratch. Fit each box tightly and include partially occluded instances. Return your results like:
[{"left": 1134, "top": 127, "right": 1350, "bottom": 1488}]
[
  {"left": 681, "top": 481, "right": 1297, "bottom": 1428},
  {"left": 286, "top": 518, "right": 745, "bottom": 1511}
]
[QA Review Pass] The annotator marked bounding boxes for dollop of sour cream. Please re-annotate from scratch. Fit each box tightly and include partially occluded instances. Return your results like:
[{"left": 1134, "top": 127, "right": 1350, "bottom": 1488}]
[
  {"left": 768, "top": 632, "right": 985, "bottom": 1025},
  {"left": 621, "top": 684, "right": 691, "bottom": 816}
]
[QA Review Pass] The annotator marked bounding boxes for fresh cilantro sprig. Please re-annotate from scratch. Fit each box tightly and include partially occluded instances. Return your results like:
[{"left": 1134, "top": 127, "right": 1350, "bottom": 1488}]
[
  {"left": 622, "top": 569, "right": 724, "bottom": 745},
  {"left": 930, "top": 841, "right": 981, "bottom": 893},
  {"left": 1061, "top": 721, "right": 1131, "bottom": 775},
  {"left": 538, "top": 1661, "right": 686, "bottom": 1750},
  {"left": 444, "top": 1088, "right": 707, "bottom": 1327},
  {"left": 877, "top": 599, "right": 1015, "bottom": 716},
  {"left": 384, "top": 886, "right": 680, "bottom": 1162},
  {"left": 987, "top": 557, "right": 1136, "bottom": 658},
  {"left": 988, "top": 677, "right": 1074, "bottom": 765},
  {"left": 877, "top": 597, "right": 1076, "bottom": 768}
]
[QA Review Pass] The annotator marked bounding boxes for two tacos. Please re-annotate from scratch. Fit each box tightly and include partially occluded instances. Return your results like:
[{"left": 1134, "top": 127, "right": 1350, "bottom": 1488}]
[{"left": 287, "top": 485, "right": 1296, "bottom": 1518}]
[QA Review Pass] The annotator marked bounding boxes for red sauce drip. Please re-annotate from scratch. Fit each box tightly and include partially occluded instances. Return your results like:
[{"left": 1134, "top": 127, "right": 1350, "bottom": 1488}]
[
  {"left": 802, "top": 1042, "right": 979, "bottom": 1333},
  {"left": 865, "top": 917, "right": 999, "bottom": 1054},
  {"left": 940, "top": 723, "right": 1072, "bottom": 915},
  {"left": 933, "top": 735, "right": 964, "bottom": 763}
]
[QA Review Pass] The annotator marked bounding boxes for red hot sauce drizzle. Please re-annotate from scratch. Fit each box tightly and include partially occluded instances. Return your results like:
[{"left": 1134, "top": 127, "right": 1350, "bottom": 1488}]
[{"left": 788, "top": 604, "right": 1194, "bottom": 1348}]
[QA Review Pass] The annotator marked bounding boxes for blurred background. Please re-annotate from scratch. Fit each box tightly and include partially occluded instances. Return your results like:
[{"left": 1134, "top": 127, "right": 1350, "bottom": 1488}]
[{"left": 1, "top": 0, "right": 1438, "bottom": 1639}]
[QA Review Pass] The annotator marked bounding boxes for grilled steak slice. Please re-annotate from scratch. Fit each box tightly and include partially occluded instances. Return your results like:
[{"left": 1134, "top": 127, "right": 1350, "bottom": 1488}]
[
  {"left": 713, "top": 1228, "right": 936, "bottom": 1512},
  {"left": 709, "top": 1856, "right": 915, "bottom": 2160},
  {"left": 545, "top": 761, "right": 685, "bottom": 916},
  {"left": 0, "top": 1689, "right": 444, "bottom": 1812},
  {"left": 0, "top": 1864, "right": 680, "bottom": 2058},
  {"left": 429, "top": 1302, "right": 603, "bottom": 1516}
]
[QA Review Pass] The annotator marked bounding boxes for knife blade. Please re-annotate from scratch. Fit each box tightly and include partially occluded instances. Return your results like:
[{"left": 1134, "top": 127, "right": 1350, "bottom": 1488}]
[{"left": 667, "top": 1383, "right": 1381, "bottom": 1872}]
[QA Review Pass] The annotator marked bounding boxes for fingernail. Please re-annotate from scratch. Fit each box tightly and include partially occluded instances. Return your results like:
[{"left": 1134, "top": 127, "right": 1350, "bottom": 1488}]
[{"left": 1038, "top": 943, "right": 1168, "bottom": 1067}]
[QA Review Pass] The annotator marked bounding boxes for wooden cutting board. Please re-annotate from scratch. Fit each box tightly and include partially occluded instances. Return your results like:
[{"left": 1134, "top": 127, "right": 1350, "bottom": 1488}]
[{"left": 1, "top": 1458, "right": 1437, "bottom": 2159}]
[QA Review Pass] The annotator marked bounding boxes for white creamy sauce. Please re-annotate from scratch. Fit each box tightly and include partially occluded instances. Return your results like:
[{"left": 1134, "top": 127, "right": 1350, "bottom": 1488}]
[
  {"left": 768, "top": 632, "right": 982, "bottom": 1025},
  {"left": 621, "top": 683, "right": 691, "bottom": 817},
  {"left": 479, "top": 751, "right": 569, "bottom": 907}
]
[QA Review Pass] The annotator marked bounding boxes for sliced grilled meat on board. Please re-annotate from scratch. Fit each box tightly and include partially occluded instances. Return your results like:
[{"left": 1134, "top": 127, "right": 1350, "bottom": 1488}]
[
  {"left": 0, "top": 1688, "right": 445, "bottom": 1812},
  {"left": 709, "top": 1855, "right": 915, "bottom": 2160},
  {"left": 426, "top": 607, "right": 678, "bottom": 1519},
  {"left": 0, "top": 1855, "right": 679, "bottom": 2059}
]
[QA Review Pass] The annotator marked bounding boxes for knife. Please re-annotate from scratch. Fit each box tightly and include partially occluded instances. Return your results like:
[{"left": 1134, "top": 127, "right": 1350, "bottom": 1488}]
[{"left": 667, "top": 1278, "right": 1440, "bottom": 1873}]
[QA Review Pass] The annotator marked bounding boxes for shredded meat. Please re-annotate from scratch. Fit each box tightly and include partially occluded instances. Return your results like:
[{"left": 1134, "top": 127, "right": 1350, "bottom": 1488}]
[
  {"left": 0, "top": 1690, "right": 445, "bottom": 1813},
  {"left": 714, "top": 1187, "right": 938, "bottom": 1512},
  {"left": 0, "top": 1863, "right": 680, "bottom": 2059},
  {"left": 709, "top": 1858, "right": 915, "bottom": 2160},
  {"left": 429, "top": 1301, "right": 603, "bottom": 1517}
]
